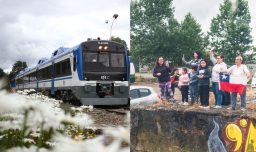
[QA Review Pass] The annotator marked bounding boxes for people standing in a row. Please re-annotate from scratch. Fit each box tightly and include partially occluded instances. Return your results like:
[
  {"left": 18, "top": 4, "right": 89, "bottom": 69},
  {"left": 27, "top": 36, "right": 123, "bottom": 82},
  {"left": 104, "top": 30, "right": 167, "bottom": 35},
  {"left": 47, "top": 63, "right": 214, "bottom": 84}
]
[
  {"left": 153, "top": 57, "right": 175, "bottom": 102},
  {"left": 209, "top": 51, "right": 227, "bottom": 109},
  {"left": 182, "top": 51, "right": 202, "bottom": 68}
]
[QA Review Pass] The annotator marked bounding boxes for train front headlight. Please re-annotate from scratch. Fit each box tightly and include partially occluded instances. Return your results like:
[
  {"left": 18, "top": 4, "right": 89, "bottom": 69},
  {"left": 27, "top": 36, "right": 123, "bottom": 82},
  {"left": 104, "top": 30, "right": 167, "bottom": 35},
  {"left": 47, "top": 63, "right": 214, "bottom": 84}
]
[{"left": 98, "top": 45, "right": 103, "bottom": 50}]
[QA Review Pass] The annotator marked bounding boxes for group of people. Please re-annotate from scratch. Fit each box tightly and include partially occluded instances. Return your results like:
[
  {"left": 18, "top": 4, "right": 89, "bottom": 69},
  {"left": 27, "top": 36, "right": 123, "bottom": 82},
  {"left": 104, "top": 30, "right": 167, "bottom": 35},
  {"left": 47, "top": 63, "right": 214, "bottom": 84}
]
[{"left": 153, "top": 50, "right": 250, "bottom": 111}]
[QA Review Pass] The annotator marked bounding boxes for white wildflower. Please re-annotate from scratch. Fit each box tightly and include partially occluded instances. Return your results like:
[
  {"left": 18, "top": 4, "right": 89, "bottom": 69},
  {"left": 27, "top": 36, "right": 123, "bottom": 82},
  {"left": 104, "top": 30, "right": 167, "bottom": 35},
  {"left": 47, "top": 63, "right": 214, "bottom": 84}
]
[
  {"left": 45, "top": 141, "right": 56, "bottom": 147},
  {"left": 23, "top": 138, "right": 35, "bottom": 144},
  {"left": 7, "top": 146, "right": 48, "bottom": 152},
  {"left": 63, "top": 113, "right": 94, "bottom": 128}
]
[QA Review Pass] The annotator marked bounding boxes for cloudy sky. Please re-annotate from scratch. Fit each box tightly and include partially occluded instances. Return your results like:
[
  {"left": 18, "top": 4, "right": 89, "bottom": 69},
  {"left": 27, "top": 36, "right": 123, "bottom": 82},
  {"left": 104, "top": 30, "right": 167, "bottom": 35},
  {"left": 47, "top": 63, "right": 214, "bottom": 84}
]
[
  {"left": 1, "top": 0, "right": 256, "bottom": 71},
  {"left": 173, "top": 0, "right": 256, "bottom": 44},
  {"left": 0, "top": 0, "right": 130, "bottom": 71}
]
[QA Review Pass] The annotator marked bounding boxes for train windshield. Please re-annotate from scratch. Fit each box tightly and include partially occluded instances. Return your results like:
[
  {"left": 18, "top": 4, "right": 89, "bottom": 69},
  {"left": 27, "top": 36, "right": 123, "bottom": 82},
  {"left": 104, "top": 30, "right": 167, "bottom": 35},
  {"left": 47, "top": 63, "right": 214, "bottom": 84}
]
[
  {"left": 83, "top": 52, "right": 125, "bottom": 72},
  {"left": 82, "top": 41, "right": 127, "bottom": 81}
]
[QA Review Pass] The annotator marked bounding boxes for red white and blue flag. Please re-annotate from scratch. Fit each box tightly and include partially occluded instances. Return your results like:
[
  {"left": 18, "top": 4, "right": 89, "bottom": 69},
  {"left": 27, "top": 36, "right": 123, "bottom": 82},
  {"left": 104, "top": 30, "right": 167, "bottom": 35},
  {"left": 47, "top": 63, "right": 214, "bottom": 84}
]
[{"left": 219, "top": 73, "right": 246, "bottom": 95}]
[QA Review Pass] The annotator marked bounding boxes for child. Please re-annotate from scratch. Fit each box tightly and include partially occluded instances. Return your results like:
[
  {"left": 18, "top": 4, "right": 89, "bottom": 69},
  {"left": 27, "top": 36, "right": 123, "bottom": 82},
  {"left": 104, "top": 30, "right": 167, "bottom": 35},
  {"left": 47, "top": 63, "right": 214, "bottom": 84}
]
[
  {"left": 178, "top": 68, "right": 189, "bottom": 105},
  {"left": 170, "top": 68, "right": 180, "bottom": 98},
  {"left": 189, "top": 66, "right": 198, "bottom": 105},
  {"left": 197, "top": 59, "right": 211, "bottom": 109}
]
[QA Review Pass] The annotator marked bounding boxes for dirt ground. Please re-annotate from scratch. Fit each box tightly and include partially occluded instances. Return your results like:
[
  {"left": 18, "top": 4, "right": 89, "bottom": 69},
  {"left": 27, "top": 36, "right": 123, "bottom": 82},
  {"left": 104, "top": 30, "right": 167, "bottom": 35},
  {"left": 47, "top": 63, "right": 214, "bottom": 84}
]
[{"left": 132, "top": 82, "right": 256, "bottom": 116}]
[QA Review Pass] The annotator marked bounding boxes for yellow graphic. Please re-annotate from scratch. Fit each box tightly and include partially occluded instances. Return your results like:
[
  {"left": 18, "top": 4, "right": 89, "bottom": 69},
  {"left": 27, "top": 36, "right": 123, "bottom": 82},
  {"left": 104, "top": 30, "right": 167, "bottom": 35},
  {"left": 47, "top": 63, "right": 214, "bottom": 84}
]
[
  {"left": 240, "top": 119, "right": 247, "bottom": 128},
  {"left": 225, "top": 124, "right": 242, "bottom": 151},
  {"left": 223, "top": 119, "right": 256, "bottom": 152},
  {"left": 245, "top": 121, "right": 256, "bottom": 152}
]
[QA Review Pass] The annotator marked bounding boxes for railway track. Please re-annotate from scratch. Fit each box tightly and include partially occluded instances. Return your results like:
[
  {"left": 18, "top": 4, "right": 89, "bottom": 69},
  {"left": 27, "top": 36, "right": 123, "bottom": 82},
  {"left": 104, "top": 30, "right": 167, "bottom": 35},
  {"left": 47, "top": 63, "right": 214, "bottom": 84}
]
[{"left": 95, "top": 106, "right": 129, "bottom": 115}]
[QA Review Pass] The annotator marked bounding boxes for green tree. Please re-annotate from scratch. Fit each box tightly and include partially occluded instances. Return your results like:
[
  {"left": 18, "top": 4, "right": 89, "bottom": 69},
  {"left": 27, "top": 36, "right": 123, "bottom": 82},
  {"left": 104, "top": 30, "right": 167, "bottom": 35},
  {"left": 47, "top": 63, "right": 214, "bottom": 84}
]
[
  {"left": 110, "top": 36, "right": 128, "bottom": 48},
  {"left": 177, "top": 13, "right": 208, "bottom": 65},
  {"left": 208, "top": 0, "right": 253, "bottom": 64},
  {"left": 8, "top": 61, "right": 28, "bottom": 80},
  {"left": 0, "top": 68, "right": 6, "bottom": 79},
  {"left": 131, "top": 0, "right": 178, "bottom": 68},
  {"left": 131, "top": 0, "right": 207, "bottom": 68}
]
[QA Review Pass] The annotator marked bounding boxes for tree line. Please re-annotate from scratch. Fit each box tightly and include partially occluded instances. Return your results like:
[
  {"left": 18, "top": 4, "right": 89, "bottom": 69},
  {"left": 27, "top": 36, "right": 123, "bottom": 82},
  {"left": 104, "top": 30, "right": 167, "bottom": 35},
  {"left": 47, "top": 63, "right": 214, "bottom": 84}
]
[{"left": 131, "top": 0, "right": 255, "bottom": 69}]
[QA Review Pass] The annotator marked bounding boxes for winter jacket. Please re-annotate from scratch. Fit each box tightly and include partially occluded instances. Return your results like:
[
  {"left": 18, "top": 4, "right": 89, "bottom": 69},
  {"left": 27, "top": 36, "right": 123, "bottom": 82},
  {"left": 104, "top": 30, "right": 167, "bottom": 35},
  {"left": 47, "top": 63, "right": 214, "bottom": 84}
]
[
  {"left": 153, "top": 65, "right": 171, "bottom": 83},
  {"left": 197, "top": 67, "right": 211, "bottom": 86},
  {"left": 178, "top": 74, "right": 190, "bottom": 86}
]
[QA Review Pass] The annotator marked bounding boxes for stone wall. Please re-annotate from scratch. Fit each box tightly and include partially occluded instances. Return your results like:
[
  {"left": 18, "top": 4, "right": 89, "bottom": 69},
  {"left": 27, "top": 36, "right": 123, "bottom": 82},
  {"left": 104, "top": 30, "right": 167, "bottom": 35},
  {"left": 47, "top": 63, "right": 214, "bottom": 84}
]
[{"left": 131, "top": 107, "right": 256, "bottom": 152}]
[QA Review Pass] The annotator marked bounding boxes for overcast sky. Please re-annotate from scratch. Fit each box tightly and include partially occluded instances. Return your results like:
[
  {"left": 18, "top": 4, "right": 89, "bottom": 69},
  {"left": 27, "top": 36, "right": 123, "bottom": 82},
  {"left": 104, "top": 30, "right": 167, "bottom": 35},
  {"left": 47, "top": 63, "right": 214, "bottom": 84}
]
[
  {"left": 173, "top": 0, "right": 256, "bottom": 45},
  {"left": 0, "top": 0, "right": 130, "bottom": 71},
  {"left": 1, "top": 0, "right": 256, "bottom": 72}
]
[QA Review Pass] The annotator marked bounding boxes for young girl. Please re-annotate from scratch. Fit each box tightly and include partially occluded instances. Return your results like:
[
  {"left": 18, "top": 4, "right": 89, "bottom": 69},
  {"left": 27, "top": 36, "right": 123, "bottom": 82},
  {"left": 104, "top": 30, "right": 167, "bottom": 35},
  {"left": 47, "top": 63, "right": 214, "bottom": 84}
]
[
  {"left": 170, "top": 68, "right": 180, "bottom": 98},
  {"left": 197, "top": 60, "right": 211, "bottom": 109},
  {"left": 178, "top": 68, "right": 189, "bottom": 105}
]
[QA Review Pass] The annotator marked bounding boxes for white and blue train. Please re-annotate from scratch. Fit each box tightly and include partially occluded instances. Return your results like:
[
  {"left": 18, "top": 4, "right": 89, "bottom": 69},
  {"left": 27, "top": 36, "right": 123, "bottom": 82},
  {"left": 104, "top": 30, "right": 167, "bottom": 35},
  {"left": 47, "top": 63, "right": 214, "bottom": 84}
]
[{"left": 14, "top": 40, "right": 130, "bottom": 105}]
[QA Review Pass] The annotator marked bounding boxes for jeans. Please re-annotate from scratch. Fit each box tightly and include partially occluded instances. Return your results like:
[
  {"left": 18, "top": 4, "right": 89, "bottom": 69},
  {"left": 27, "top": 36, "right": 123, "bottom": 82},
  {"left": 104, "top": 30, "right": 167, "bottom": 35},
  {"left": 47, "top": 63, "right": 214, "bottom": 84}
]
[
  {"left": 199, "top": 85, "right": 209, "bottom": 106},
  {"left": 181, "top": 85, "right": 189, "bottom": 102},
  {"left": 212, "top": 82, "right": 222, "bottom": 106},
  {"left": 231, "top": 88, "right": 246, "bottom": 109},
  {"left": 159, "top": 82, "right": 173, "bottom": 98},
  {"left": 189, "top": 85, "right": 198, "bottom": 103}
]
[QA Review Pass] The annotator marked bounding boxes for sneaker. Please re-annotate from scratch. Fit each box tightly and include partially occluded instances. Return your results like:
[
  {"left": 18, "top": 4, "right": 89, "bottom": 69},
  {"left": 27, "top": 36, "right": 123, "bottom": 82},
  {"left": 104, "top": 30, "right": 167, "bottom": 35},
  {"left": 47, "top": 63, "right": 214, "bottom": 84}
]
[
  {"left": 199, "top": 105, "right": 204, "bottom": 108},
  {"left": 183, "top": 102, "right": 189, "bottom": 106},
  {"left": 227, "top": 107, "right": 235, "bottom": 110},
  {"left": 241, "top": 108, "right": 246, "bottom": 112},
  {"left": 213, "top": 105, "right": 222, "bottom": 109},
  {"left": 169, "top": 97, "right": 176, "bottom": 103},
  {"left": 204, "top": 106, "right": 210, "bottom": 109}
]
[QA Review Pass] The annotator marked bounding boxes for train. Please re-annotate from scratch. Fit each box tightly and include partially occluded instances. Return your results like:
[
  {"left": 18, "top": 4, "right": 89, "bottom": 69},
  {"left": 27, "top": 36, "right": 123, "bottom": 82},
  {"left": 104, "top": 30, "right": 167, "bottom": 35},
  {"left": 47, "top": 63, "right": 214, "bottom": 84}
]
[{"left": 14, "top": 40, "right": 130, "bottom": 105}]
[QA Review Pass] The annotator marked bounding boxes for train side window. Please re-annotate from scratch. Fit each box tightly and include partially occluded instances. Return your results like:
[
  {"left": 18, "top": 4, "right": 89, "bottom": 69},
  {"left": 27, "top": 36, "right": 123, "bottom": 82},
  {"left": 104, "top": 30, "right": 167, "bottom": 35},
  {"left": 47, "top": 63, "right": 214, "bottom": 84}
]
[
  {"left": 54, "top": 59, "right": 71, "bottom": 78},
  {"left": 16, "top": 77, "right": 23, "bottom": 84},
  {"left": 63, "top": 59, "right": 71, "bottom": 76},
  {"left": 73, "top": 56, "right": 76, "bottom": 71}
]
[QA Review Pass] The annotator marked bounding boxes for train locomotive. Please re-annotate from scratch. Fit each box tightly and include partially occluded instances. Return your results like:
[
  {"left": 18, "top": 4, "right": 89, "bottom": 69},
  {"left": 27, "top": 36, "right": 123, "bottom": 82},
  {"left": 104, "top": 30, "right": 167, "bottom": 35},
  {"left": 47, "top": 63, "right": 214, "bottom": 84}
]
[{"left": 14, "top": 40, "right": 130, "bottom": 105}]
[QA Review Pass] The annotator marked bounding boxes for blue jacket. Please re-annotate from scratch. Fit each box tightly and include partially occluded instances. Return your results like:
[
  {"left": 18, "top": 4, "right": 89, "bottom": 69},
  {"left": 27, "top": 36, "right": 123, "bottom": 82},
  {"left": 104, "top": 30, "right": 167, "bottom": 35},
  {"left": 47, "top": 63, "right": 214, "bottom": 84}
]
[{"left": 189, "top": 72, "right": 198, "bottom": 86}]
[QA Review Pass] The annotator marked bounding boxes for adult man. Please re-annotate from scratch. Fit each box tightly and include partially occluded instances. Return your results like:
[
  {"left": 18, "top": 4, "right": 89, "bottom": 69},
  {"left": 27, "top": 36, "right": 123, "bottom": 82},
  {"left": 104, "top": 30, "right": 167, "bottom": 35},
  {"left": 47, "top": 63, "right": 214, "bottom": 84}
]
[
  {"left": 209, "top": 51, "right": 227, "bottom": 109},
  {"left": 227, "top": 56, "right": 250, "bottom": 111}
]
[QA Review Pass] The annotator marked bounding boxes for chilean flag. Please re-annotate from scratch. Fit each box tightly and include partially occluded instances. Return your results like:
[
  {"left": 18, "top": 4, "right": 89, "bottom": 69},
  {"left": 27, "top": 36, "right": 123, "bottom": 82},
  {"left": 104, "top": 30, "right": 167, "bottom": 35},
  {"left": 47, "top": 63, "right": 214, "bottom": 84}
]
[{"left": 219, "top": 73, "right": 246, "bottom": 95}]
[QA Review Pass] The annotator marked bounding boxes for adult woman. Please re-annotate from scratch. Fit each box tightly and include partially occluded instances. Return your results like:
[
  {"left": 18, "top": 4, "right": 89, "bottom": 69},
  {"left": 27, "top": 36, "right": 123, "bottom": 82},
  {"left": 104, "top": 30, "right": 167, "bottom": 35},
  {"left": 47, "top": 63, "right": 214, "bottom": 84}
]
[
  {"left": 227, "top": 56, "right": 250, "bottom": 111},
  {"left": 182, "top": 51, "right": 202, "bottom": 68},
  {"left": 209, "top": 51, "right": 227, "bottom": 109},
  {"left": 153, "top": 57, "right": 174, "bottom": 101}
]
